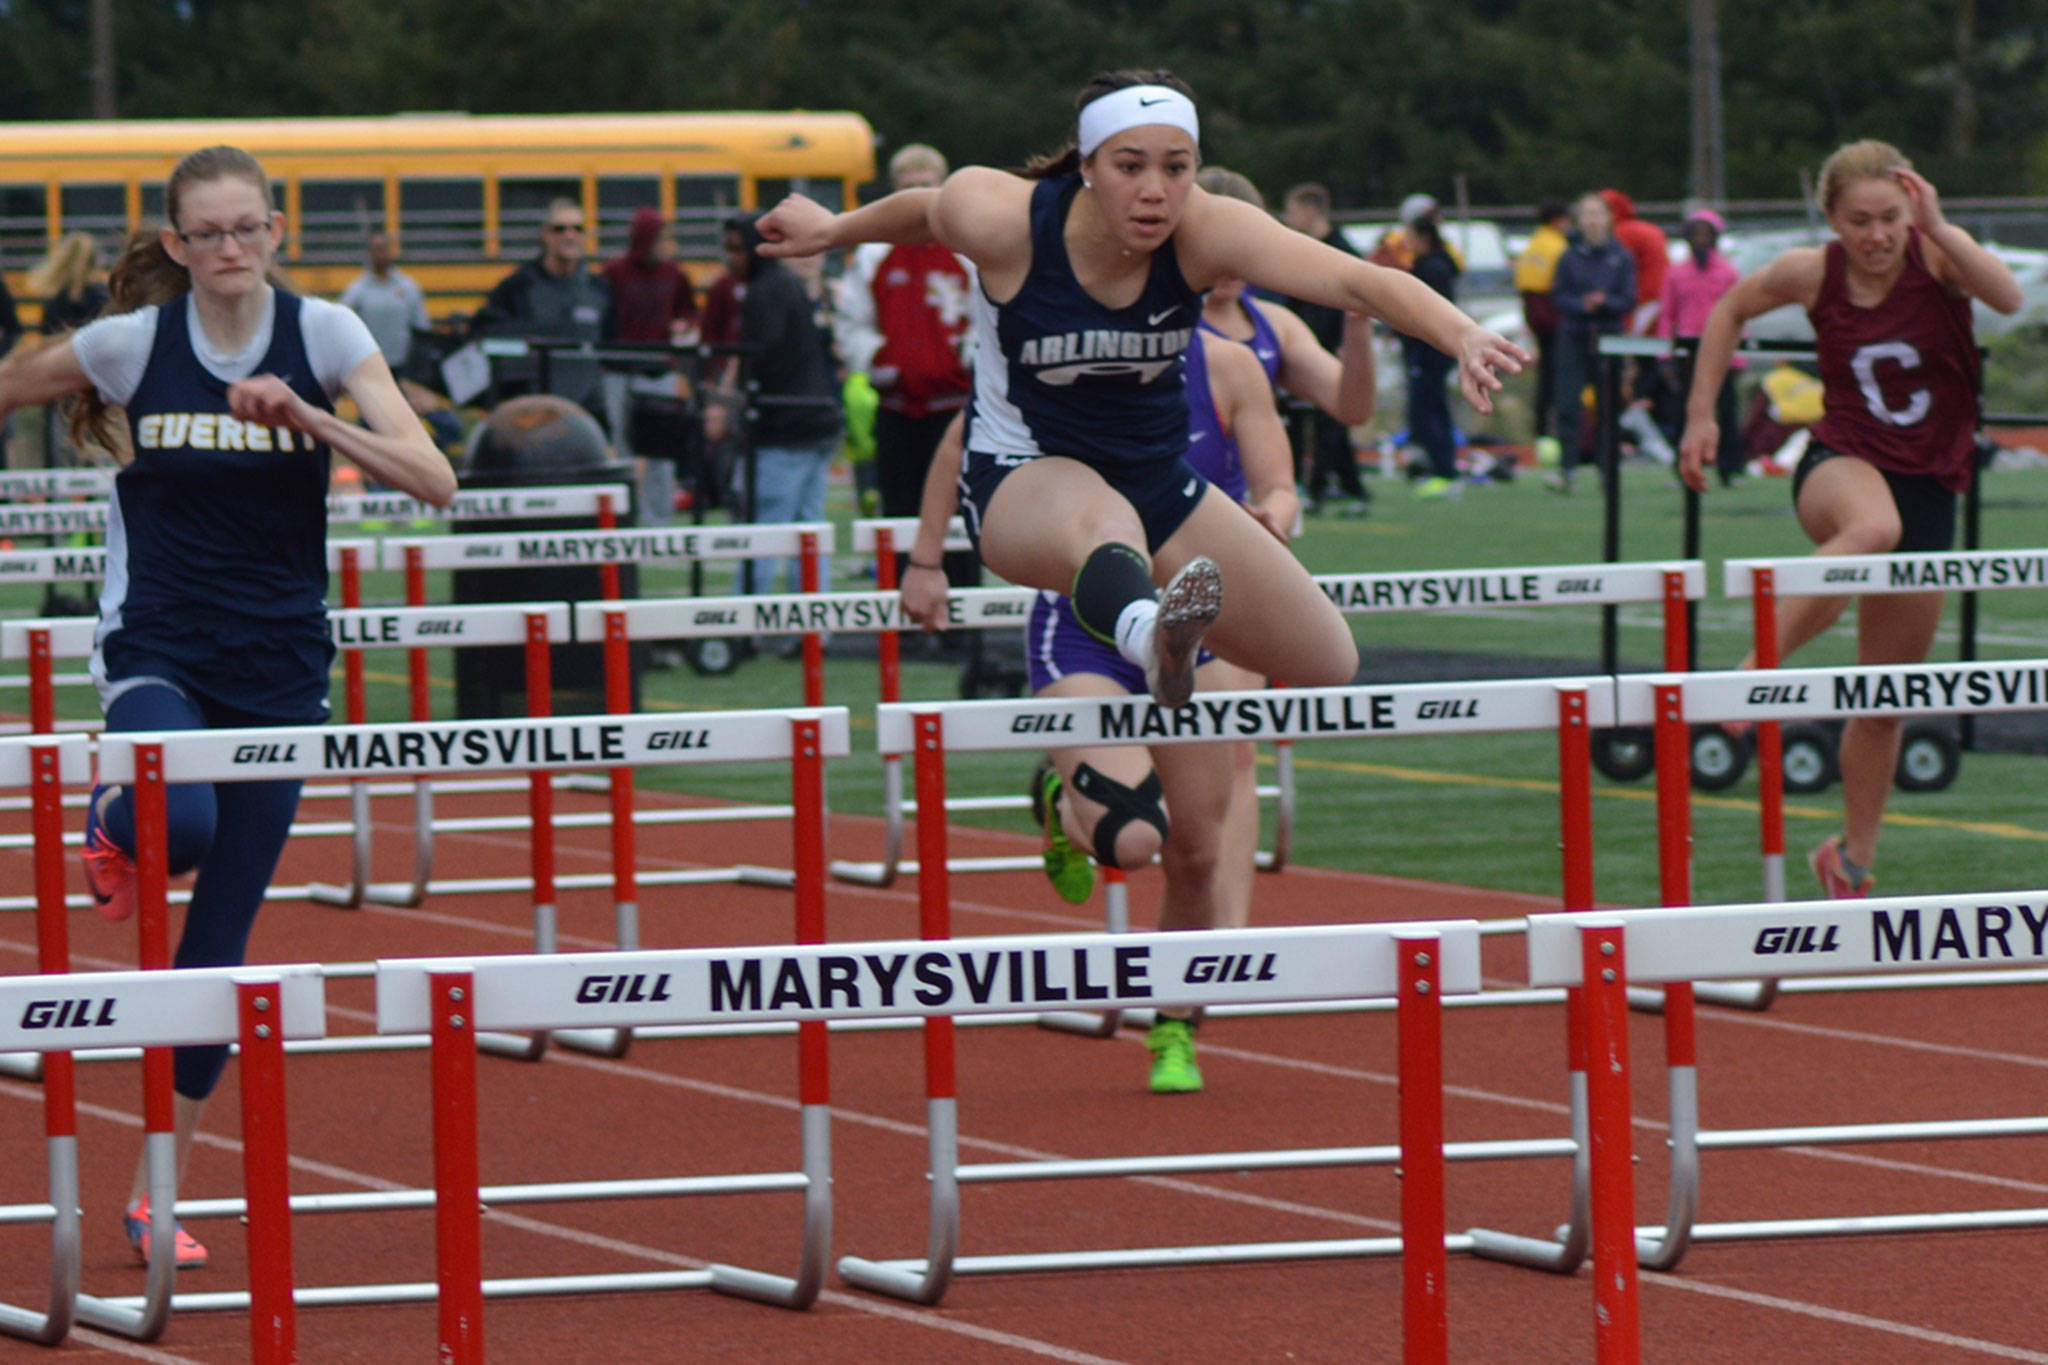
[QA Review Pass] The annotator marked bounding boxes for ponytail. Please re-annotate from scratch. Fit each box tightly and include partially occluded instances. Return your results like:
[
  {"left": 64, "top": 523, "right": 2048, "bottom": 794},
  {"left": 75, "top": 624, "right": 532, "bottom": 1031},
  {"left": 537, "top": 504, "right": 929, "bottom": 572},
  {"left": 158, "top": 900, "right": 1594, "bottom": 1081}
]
[{"left": 67, "top": 232, "right": 191, "bottom": 458}]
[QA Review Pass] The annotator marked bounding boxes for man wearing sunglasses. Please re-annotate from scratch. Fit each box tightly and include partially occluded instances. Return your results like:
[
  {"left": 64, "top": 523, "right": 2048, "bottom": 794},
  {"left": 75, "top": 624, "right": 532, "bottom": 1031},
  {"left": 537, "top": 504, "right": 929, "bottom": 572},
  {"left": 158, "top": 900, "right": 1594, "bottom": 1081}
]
[{"left": 473, "top": 198, "right": 614, "bottom": 411}]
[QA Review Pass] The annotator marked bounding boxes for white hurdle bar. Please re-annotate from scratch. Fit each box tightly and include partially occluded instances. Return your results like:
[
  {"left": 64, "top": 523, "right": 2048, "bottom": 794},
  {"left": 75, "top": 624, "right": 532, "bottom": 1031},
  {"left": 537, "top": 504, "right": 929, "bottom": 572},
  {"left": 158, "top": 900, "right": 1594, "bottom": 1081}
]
[
  {"left": 92, "top": 707, "right": 846, "bottom": 1066},
  {"left": 1530, "top": 890, "right": 2048, "bottom": 1364},
  {"left": 0, "top": 961, "right": 324, "bottom": 1356},
  {"left": 851, "top": 679, "right": 1612, "bottom": 1304},
  {"left": 374, "top": 919, "right": 1478, "bottom": 1362},
  {"left": 1723, "top": 549, "right": 2048, "bottom": 933}
]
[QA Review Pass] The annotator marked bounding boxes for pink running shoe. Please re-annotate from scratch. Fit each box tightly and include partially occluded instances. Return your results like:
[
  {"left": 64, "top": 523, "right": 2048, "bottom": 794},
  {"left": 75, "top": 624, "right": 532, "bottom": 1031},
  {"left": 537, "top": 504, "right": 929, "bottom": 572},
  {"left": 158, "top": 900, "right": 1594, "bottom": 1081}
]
[
  {"left": 125, "top": 1198, "right": 208, "bottom": 1269},
  {"left": 81, "top": 788, "right": 138, "bottom": 923},
  {"left": 1809, "top": 835, "right": 1873, "bottom": 899}
]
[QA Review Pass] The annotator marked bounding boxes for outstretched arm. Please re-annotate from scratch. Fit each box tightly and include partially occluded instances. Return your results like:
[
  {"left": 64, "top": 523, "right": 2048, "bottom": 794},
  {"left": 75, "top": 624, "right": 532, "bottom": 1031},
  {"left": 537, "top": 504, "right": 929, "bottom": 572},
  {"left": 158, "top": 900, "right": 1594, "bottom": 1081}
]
[
  {"left": 757, "top": 187, "right": 941, "bottom": 258},
  {"left": 1181, "top": 193, "right": 1526, "bottom": 414},
  {"left": 0, "top": 337, "right": 91, "bottom": 421},
  {"left": 1261, "top": 301, "right": 1376, "bottom": 426}
]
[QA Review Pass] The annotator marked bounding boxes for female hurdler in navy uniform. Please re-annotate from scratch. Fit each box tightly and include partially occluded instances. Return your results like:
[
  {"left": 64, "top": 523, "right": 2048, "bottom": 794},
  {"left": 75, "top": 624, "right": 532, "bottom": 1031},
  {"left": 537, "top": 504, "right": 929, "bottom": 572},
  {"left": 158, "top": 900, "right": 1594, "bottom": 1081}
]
[
  {"left": 0, "top": 145, "right": 455, "bottom": 1266},
  {"left": 761, "top": 70, "right": 1521, "bottom": 901},
  {"left": 1678, "top": 141, "right": 2020, "bottom": 899}
]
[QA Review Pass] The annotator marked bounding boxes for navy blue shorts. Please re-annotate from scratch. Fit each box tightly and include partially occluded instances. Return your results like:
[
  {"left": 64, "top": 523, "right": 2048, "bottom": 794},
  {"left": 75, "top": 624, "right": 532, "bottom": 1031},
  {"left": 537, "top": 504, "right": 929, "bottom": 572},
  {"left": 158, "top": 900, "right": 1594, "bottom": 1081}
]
[
  {"left": 958, "top": 450, "right": 1208, "bottom": 556},
  {"left": 1792, "top": 442, "right": 1957, "bottom": 554}
]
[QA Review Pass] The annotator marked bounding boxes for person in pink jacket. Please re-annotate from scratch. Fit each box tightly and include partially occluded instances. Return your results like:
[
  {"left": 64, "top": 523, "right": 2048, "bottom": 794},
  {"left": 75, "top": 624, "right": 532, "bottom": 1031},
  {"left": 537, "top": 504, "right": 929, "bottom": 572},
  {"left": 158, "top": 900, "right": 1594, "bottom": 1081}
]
[{"left": 1660, "top": 208, "right": 1746, "bottom": 483}]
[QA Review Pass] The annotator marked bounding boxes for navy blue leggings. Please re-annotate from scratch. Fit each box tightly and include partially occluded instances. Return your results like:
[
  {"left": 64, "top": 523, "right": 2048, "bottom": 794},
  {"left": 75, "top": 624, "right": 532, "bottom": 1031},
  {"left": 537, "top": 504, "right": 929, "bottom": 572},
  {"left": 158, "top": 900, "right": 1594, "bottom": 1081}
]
[{"left": 99, "top": 684, "right": 305, "bottom": 1100}]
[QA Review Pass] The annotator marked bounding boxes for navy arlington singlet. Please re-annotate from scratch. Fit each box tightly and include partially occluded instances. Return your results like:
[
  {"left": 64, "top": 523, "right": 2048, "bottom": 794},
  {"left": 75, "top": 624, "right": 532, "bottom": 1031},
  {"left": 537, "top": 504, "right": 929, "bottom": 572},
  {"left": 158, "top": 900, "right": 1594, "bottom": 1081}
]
[
  {"left": 967, "top": 174, "right": 1202, "bottom": 467},
  {"left": 100, "top": 290, "right": 337, "bottom": 720}
]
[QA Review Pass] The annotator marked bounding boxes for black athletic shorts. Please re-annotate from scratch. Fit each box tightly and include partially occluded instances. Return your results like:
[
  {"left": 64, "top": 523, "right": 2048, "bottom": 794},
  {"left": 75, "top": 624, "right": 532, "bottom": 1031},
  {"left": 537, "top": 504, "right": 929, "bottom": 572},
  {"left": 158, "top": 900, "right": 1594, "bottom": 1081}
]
[
  {"left": 957, "top": 450, "right": 1208, "bottom": 556},
  {"left": 1791, "top": 441, "right": 1958, "bottom": 554}
]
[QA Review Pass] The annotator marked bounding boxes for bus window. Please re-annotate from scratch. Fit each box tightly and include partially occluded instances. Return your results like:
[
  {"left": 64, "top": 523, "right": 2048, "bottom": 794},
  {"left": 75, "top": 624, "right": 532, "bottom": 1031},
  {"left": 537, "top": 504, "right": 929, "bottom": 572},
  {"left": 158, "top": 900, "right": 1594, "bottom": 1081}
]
[
  {"left": 298, "top": 179, "right": 385, "bottom": 263},
  {"left": 62, "top": 184, "right": 128, "bottom": 244},
  {"left": 0, "top": 185, "right": 47, "bottom": 265},
  {"left": 497, "top": 177, "right": 582, "bottom": 252},
  {"left": 596, "top": 176, "right": 659, "bottom": 257},
  {"left": 399, "top": 178, "right": 484, "bottom": 260},
  {"left": 756, "top": 178, "right": 844, "bottom": 214},
  {"left": 674, "top": 174, "right": 740, "bottom": 261}
]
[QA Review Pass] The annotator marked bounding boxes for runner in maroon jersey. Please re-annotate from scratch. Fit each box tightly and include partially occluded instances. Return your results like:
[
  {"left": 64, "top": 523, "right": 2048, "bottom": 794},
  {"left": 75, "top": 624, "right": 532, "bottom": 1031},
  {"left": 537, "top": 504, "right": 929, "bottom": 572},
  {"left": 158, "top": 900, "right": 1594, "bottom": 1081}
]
[{"left": 1677, "top": 140, "right": 2022, "bottom": 898}]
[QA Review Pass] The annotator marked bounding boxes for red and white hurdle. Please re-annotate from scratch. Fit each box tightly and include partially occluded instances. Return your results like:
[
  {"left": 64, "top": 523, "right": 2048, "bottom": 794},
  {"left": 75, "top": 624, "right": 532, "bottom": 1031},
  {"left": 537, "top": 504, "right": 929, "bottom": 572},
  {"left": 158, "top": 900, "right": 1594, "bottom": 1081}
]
[{"left": 1530, "top": 887, "right": 2048, "bottom": 1364}]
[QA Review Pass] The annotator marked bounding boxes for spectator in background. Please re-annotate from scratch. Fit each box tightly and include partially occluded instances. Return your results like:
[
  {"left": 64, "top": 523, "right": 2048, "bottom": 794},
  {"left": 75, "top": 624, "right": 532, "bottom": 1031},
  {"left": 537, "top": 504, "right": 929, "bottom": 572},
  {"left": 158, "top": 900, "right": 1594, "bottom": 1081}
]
[
  {"left": 835, "top": 143, "right": 978, "bottom": 589},
  {"left": 1403, "top": 208, "right": 1464, "bottom": 499},
  {"left": 604, "top": 207, "right": 698, "bottom": 346},
  {"left": 710, "top": 211, "right": 841, "bottom": 595},
  {"left": 339, "top": 231, "right": 428, "bottom": 373},
  {"left": 30, "top": 232, "right": 110, "bottom": 335},
  {"left": 1600, "top": 188, "right": 1669, "bottom": 336},
  {"left": 472, "top": 199, "right": 612, "bottom": 415},
  {"left": 1660, "top": 208, "right": 1746, "bottom": 485},
  {"left": 1276, "top": 182, "right": 1371, "bottom": 516},
  {"left": 1370, "top": 193, "right": 1451, "bottom": 273},
  {"left": 1545, "top": 192, "right": 1635, "bottom": 492},
  {"left": 1515, "top": 198, "right": 1570, "bottom": 461},
  {"left": 603, "top": 207, "right": 700, "bottom": 527}
]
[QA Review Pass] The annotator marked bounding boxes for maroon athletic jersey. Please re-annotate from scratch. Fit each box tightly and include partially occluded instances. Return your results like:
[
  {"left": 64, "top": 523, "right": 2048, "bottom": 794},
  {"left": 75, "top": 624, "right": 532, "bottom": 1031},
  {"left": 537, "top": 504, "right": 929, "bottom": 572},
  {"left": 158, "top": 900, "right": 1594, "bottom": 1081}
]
[{"left": 1808, "top": 229, "right": 1980, "bottom": 491}]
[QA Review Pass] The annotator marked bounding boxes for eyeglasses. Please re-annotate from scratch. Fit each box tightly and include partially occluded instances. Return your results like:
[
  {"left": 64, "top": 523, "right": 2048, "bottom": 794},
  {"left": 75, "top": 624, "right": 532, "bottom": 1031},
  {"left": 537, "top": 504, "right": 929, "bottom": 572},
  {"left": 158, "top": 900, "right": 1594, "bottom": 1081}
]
[
  {"left": 546, "top": 223, "right": 585, "bottom": 234},
  {"left": 176, "top": 222, "right": 269, "bottom": 252}
]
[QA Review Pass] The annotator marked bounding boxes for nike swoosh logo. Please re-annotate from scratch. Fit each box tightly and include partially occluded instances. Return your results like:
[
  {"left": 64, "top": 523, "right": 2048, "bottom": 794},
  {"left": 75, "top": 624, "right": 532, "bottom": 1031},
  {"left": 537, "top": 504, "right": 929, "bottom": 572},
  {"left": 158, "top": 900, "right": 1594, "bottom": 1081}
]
[
  {"left": 1183, "top": 478, "right": 1199, "bottom": 497},
  {"left": 1148, "top": 307, "right": 1181, "bottom": 325},
  {"left": 1138, "top": 96, "right": 1172, "bottom": 107},
  {"left": 1189, "top": 430, "right": 1207, "bottom": 441}
]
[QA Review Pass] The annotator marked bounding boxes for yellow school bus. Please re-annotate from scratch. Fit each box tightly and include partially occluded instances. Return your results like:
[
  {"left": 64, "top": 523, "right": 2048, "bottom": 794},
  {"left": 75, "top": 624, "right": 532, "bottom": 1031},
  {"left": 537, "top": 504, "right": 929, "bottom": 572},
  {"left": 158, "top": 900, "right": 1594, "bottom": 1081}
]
[{"left": 0, "top": 110, "right": 875, "bottom": 318}]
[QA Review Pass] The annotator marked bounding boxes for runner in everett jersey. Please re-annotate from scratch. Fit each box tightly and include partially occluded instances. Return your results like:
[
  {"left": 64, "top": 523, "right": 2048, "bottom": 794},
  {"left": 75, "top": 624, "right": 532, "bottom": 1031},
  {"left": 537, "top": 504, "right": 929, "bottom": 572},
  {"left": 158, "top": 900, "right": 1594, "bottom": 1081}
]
[
  {"left": 1678, "top": 139, "right": 2020, "bottom": 900},
  {"left": 0, "top": 145, "right": 453, "bottom": 1269}
]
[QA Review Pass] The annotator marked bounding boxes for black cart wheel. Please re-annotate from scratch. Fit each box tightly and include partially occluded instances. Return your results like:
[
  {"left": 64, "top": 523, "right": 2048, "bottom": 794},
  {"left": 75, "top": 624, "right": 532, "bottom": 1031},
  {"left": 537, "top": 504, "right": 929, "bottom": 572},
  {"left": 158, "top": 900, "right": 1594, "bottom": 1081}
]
[
  {"left": 1689, "top": 724, "right": 1751, "bottom": 791},
  {"left": 1590, "top": 727, "right": 1655, "bottom": 782},
  {"left": 682, "top": 636, "right": 745, "bottom": 676},
  {"left": 1895, "top": 720, "right": 1962, "bottom": 792},
  {"left": 1778, "top": 722, "right": 1839, "bottom": 794}
]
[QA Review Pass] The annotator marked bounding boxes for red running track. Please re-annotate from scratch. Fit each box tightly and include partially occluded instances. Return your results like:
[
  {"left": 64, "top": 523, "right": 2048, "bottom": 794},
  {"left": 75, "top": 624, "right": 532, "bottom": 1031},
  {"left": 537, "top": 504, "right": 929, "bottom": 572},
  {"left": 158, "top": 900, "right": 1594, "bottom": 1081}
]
[{"left": 3, "top": 785, "right": 2047, "bottom": 1362}]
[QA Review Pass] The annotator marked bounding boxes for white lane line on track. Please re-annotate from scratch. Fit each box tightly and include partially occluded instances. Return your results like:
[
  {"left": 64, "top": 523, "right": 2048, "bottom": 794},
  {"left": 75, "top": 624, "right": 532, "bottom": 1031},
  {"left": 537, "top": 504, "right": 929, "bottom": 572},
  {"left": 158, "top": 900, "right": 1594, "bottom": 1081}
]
[
  {"left": 1639, "top": 1271, "right": 2048, "bottom": 1362},
  {"left": 0, "top": 1077, "right": 1128, "bottom": 1365},
  {"left": 59, "top": 1329, "right": 207, "bottom": 1363}
]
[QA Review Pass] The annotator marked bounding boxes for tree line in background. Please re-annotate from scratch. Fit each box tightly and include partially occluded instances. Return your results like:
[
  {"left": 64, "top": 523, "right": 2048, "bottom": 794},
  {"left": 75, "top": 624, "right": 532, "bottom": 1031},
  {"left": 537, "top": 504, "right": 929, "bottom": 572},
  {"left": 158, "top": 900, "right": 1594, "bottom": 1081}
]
[{"left": 0, "top": 0, "right": 2042, "bottom": 209}]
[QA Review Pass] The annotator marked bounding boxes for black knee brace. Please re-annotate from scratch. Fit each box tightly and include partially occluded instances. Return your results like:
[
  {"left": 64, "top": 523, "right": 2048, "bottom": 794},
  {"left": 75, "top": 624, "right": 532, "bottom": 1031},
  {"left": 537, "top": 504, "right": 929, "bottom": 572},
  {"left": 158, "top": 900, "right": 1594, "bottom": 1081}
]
[
  {"left": 1070, "top": 543, "right": 1155, "bottom": 644},
  {"left": 1071, "top": 762, "right": 1169, "bottom": 868}
]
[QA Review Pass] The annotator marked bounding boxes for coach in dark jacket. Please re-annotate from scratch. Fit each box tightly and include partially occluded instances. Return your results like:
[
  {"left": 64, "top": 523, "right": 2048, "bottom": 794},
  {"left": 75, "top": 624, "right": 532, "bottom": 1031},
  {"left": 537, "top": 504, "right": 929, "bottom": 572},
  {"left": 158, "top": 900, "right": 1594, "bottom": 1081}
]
[
  {"left": 473, "top": 198, "right": 614, "bottom": 411},
  {"left": 1548, "top": 192, "right": 1636, "bottom": 486},
  {"left": 723, "top": 211, "right": 841, "bottom": 593}
]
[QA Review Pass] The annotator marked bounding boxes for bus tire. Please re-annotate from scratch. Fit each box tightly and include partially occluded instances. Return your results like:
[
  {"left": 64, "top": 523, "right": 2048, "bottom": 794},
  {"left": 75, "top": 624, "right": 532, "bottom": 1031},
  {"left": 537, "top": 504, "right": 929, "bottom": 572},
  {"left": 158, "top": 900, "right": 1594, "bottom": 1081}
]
[
  {"left": 1690, "top": 724, "right": 1751, "bottom": 791},
  {"left": 682, "top": 637, "right": 744, "bottom": 676},
  {"left": 1590, "top": 727, "right": 1655, "bottom": 783},
  {"left": 1894, "top": 720, "right": 1962, "bottom": 793},
  {"left": 1779, "top": 723, "right": 1839, "bottom": 794}
]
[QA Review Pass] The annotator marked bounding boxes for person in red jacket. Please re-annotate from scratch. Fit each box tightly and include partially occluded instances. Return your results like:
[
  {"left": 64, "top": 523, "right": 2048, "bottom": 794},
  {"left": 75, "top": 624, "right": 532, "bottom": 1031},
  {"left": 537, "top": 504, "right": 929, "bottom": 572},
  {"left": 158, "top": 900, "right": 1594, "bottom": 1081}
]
[
  {"left": 1678, "top": 140, "right": 2021, "bottom": 899},
  {"left": 835, "top": 143, "right": 978, "bottom": 585},
  {"left": 1601, "top": 187, "right": 1668, "bottom": 336}
]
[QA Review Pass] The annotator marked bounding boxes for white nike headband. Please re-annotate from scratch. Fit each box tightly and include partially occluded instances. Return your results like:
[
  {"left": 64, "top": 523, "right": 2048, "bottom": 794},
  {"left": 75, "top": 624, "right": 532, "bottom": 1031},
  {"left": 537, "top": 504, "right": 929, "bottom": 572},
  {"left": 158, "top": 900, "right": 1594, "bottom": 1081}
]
[{"left": 1077, "top": 85, "right": 1200, "bottom": 159}]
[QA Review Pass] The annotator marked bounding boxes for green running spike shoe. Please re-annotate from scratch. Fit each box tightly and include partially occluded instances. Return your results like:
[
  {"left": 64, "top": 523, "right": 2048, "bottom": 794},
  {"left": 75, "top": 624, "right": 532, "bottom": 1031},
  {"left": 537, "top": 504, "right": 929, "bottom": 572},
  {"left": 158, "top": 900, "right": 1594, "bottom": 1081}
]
[
  {"left": 1146, "top": 1016, "right": 1204, "bottom": 1094},
  {"left": 1029, "top": 759, "right": 1095, "bottom": 905}
]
